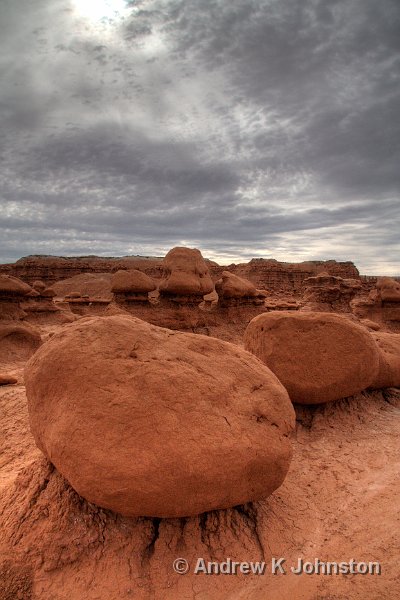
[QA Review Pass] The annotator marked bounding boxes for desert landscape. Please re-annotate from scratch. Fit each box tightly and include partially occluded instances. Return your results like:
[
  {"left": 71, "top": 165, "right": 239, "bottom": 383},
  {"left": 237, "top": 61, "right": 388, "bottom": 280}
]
[
  {"left": 1, "top": 0, "right": 399, "bottom": 598},
  {"left": 0, "top": 247, "right": 399, "bottom": 600}
]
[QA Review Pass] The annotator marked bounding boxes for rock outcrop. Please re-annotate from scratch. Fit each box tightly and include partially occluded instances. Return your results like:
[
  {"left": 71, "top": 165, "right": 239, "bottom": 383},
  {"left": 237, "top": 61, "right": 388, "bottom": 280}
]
[
  {"left": 0, "top": 274, "right": 33, "bottom": 320},
  {"left": 224, "top": 259, "right": 360, "bottom": 293},
  {"left": 214, "top": 272, "right": 265, "bottom": 307},
  {"left": 21, "top": 280, "right": 59, "bottom": 315},
  {"left": 301, "top": 272, "right": 361, "bottom": 312},
  {"left": 158, "top": 247, "right": 214, "bottom": 305},
  {"left": 244, "top": 312, "right": 381, "bottom": 404},
  {"left": 111, "top": 269, "right": 156, "bottom": 305},
  {"left": 352, "top": 277, "right": 400, "bottom": 328},
  {"left": 25, "top": 314, "right": 295, "bottom": 518}
]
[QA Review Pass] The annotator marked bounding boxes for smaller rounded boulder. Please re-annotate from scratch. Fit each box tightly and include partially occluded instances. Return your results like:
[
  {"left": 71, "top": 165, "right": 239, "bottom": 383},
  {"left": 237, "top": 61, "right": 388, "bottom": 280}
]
[{"left": 244, "top": 311, "right": 381, "bottom": 404}]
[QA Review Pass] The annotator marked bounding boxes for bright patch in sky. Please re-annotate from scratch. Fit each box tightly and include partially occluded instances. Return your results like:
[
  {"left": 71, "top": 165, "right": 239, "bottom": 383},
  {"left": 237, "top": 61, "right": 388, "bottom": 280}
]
[{"left": 72, "top": 0, "right": 128, "bottom": 21}]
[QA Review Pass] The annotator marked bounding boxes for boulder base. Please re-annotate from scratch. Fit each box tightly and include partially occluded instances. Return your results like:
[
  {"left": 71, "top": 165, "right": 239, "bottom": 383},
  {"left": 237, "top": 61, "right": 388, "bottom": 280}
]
[{"left": 25, "top": 315, "right": 295, "bottom": 518}]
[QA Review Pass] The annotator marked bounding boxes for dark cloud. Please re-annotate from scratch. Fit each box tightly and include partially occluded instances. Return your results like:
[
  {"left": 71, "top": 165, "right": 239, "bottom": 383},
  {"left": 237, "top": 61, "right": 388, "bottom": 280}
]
[{"left": 0, "top": 0, "right": 399, "bottom": 273}]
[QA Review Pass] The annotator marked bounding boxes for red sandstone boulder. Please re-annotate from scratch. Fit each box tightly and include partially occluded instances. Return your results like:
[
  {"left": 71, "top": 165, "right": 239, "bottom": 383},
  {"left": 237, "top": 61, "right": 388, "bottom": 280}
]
[
  {"left": 215, "top": 271, "right": 257, "bottom": 298},
  {"left": 371, "top": 332, "right": 400, "bottom": 388},
  {"left": 159, "top": 247, "right": 214, "bottom": 298},
  {"left": 111, "top": 269, "right": 156, "bottom": 294},
  {"left": 244, "top": 312, "right": 380, "bottom": 404},
  {"left": 25, "top": 315, "right": 295, "bottom": 518}
]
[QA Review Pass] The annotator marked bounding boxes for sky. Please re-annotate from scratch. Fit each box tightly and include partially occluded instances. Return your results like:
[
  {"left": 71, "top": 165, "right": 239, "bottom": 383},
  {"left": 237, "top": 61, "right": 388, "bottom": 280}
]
[{"left": 0, "top": 0, "right": 399, "bottom": 274}]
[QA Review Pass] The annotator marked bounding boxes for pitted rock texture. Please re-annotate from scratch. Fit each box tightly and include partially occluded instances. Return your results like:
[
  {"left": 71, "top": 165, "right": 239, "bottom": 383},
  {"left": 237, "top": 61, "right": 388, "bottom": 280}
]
[
  {"left": 25, "top": 314, "right": 295, "bottom": 518},
  {"left": 244, "top": 311, "right": 381, "bottom": 404}
]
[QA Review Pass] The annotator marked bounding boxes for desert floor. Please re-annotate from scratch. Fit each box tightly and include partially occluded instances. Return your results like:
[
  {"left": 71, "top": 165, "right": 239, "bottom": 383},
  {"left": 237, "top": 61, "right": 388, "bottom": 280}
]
[{"left": 0, "top": 319, "right": 399, "bottom": 600}]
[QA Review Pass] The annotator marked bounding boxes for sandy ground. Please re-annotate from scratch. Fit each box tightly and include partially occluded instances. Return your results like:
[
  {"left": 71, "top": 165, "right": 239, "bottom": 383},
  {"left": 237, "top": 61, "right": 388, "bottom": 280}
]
[{"left": 0, "top": 324, "right": 399, "bottom": 600}]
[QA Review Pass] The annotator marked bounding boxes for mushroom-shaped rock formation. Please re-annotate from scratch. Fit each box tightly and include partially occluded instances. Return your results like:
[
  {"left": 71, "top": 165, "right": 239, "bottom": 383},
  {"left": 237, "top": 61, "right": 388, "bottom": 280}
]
[
  {"left": 371, "top": 332, "right": 400, "bottom": 388},
  {"left": 0, "top": 274, "right": 33, "bottom": 320},
  {"left": 111, "top": 269, "right": 156, "bottom": 304},
  {"left": 158, "top": 247, "right": 214, "bottom": 304},
  {"left": 301, "top": 272, "right": 361, "bottom": 312},
  {"left": 25, "top": 314, "right": 295, "bottom": 518},
  {"left": 21, "top": 280, "right": 59, "bottom": 315},
  {"left": 244, "top": 312, "right": 381, "bottom": 404},
  {"left": 215, "top": 271, "right": 265, "bottom": 307}
]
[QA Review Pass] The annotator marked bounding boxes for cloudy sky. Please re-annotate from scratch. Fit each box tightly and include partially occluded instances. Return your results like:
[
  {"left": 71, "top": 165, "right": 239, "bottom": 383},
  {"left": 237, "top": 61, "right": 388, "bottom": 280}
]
[{"left": 0, "top": 0, "right": 399, "bottom": 273}]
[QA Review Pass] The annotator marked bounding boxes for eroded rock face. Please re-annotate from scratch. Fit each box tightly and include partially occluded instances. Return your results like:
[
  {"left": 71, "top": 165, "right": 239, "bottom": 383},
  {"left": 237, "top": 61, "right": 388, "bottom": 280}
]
[
  {"left": 301, "top": 272, "right": 361, "bottom": 312},
  {"left": 352, "top": 277, "right": 400, "bottom": 328},
  {"left": 244, "top": 312, "right": 381, "bottom": 404},
  {"left": 25, "top": 314, "right": 294, "bottom": 518},
  {"left": 159, "top": 247, "right": 214, "bottom": 303}
]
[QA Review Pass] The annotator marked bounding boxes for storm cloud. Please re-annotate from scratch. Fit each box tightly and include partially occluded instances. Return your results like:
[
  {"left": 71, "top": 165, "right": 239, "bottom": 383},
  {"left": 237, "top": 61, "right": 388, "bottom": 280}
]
[{"left": 0, "top": 0, "right": 399, "bottom": 273}]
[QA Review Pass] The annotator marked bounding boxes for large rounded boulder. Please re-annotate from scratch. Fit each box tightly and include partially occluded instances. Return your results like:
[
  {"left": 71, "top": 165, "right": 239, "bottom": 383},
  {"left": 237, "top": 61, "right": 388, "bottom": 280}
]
[
  {"left": 244, "top": 312, "right": 381, "bottom": 404},
  {"left": 25, "top": 315, "right": 295, "bottom": 518}
]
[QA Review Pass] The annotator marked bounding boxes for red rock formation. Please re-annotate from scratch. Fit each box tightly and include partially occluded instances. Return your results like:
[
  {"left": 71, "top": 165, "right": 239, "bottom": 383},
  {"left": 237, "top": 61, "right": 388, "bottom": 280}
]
[
  {"left": 111, "top": 269, "right": 156, "bottom": 305},
  {"left": 371, "top": 332, "right": 400, "bottom": 388},
  {"left": 0, "top": 274, "right": 33, "bottom": 320},
  {"left": 0, "top": 255, "right": 163, "bottom": 286},
  {"left": 352, "top": 276, "right": 400, "bottom": 330},
  {"left": 0, "top": 322, "right": 41, "bottom": 363},
  {"left": 21, "top": 280, "right": 60, "bottom": 315},
  {"left": 301, "top": 272, "right": 362, "bottom": 312},
  {"left": 214, "top": 271, "right": 265, "bottom": 307},
  {"left": 0, "top": 374, "right": 18, "bottom": 385},
  {"left": 244, "top": 312, "right": 380, "bottom": 404},
  {"left": 0, "top": 254, "right": 361, "bottom": 295},
  {"left": 159, "top": 247, "right": 214, "bottom": 305},
  {"left": 221, "top": 258, "right": 360, "bottom": 294},
  {"left": 25, "top": 314, "right": 295, "bottom": 518}
]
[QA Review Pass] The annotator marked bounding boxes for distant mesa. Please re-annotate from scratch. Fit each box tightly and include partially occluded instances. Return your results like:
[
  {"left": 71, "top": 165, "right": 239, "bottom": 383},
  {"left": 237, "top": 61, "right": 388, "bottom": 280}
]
[{"left": 25, "top": 314, "right": 295, "bottom": 518}]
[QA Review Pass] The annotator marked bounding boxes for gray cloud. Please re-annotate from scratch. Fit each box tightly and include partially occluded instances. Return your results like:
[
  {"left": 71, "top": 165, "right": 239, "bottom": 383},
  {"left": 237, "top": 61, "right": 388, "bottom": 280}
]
[{"left": 0, "top": 0, "right": 399, "bottom": 273}]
